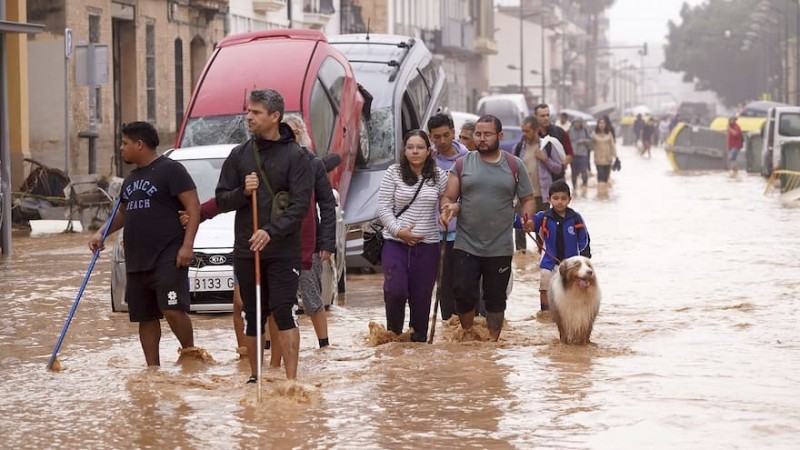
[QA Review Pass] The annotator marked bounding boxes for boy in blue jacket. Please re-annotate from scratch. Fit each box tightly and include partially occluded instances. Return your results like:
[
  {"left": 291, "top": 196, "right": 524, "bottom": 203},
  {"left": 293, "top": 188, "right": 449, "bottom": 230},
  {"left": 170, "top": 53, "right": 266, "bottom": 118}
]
[{"left": 527, "top": 180, "right": 591, "bottom": 312}]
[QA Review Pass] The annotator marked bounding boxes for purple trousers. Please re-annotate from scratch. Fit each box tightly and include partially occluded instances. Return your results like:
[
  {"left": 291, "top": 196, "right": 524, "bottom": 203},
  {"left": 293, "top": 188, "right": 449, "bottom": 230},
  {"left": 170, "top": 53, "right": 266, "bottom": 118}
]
[{"left": 381, "top": 239, "right": 440, "bottom": 342}]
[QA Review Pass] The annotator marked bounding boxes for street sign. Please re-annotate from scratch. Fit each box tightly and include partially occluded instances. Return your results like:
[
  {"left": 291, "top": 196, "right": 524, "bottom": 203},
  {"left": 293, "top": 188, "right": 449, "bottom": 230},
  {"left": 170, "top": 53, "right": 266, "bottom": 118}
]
[
  {"left": 65, "top": 28, "right": 73, "bottom": 58},
  {"left": 75, "top": 44, "right": 109, "bottom": 86}
]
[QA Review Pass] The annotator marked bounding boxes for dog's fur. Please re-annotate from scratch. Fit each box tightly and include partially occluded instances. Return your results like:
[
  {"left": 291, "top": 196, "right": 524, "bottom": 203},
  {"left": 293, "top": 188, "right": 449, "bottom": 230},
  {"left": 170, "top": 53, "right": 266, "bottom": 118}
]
[{"left": 548, "top": 256, "right": 601, "bottom": 345}]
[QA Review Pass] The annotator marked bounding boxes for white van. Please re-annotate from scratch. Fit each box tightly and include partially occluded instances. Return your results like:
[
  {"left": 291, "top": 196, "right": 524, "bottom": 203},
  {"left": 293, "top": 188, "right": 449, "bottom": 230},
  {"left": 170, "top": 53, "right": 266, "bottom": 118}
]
[
  {"left": 761, "top": 106, "right": 800, "bottom": 177},
  {"left": 476, "top": 94, "right": 530, "bottom": 127}
]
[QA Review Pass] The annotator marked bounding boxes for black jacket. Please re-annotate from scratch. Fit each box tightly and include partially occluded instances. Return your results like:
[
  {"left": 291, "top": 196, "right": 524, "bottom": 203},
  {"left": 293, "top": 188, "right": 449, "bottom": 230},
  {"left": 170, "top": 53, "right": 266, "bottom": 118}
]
[
  {"left": 216, "top": 123, "right": 312, "bottom": 259},
  {"left": 303, "top": 148, "right": 337, "bottom": 253}
]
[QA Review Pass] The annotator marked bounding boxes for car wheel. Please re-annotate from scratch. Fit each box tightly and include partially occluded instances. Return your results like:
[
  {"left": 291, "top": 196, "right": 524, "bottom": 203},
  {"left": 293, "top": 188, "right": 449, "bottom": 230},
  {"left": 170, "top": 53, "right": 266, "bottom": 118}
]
[{"left": 356, "top": 117, "right": 370, "bottom": 167}]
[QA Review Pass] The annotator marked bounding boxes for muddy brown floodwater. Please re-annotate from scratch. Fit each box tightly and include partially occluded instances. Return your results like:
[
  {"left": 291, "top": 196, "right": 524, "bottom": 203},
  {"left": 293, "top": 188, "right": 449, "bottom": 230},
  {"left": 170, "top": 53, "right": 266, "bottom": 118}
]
[{"left": 1, "top": 144, "right": 799, "bottom": 449}]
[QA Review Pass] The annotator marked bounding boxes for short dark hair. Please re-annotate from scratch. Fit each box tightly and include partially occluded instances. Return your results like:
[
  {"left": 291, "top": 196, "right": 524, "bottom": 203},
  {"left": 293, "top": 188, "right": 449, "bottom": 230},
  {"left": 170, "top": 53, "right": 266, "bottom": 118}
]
[
  {"left": 549, "top": 180, "right": 571, "bottom": 197},
  {"left": 427, "top": 112, "right": 454, "bottom": 131},
  {"left": 461, "top": 121, "right": 476, "bottom": 133},
  {"left": 121, "top": 121, "right": 159, "bottom": 149},
  {"left": 533, "top": 103, "right": 549, "bottom": 114},
  {"left": 250, "top": 89, "right": 285, "bottom": 122},
  {"left": 476, "top": 114, "right": 502, "bottom": 133},
  {"left": 522, "top": 115, "right": 539, "bottom": 129}
]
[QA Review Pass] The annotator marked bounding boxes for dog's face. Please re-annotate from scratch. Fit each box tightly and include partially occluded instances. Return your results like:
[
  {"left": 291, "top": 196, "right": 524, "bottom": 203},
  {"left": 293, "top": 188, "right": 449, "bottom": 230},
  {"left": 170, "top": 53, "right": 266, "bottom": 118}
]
[{"left": 559, "top": 256, "right": 596, "bottom": 290}]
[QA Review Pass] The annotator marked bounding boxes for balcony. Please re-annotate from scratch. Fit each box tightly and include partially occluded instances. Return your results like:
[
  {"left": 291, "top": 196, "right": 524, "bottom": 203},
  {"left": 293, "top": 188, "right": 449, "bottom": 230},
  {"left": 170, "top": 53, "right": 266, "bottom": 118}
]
[
  {"left": 474, "top": 36, "right": 498, "bottom": 55},
  {"left": 253, "top": 0, "right": 287, "bottom": 14},
  {"left": 301, "top": 0, "right": 335, "bottom": 29}
]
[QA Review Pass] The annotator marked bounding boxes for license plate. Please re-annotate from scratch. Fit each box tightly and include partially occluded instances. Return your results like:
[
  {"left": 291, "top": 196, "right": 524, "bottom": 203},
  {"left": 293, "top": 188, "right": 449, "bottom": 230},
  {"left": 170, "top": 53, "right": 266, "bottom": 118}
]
[{"left": 190, "top": 275, "right": 234, "bottom": 292}]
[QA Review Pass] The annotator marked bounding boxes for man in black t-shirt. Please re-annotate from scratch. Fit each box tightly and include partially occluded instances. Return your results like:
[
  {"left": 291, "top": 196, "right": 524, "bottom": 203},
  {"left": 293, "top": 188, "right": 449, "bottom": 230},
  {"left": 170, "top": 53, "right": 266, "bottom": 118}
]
[{"left": 89, "top": 121, "right": 201, "bottom": 367}]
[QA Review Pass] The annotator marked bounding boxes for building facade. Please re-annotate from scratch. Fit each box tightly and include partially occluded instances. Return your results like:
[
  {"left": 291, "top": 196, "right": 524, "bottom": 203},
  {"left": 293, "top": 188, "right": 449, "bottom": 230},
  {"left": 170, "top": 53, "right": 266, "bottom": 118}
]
[
  {"left": 489, "top": 0, "right": 595, "bottom": 112},
  {"left": 26, "top": 0, "right": 228, "bottom": 177}
]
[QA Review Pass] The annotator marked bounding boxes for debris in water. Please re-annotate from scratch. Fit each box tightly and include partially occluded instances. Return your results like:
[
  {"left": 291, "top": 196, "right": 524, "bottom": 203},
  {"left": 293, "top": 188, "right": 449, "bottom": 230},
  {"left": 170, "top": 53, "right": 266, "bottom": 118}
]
[
  {"left": 177, "top": 347, "right": 214, "bottom": 362},
  {"left": 367, "top": 322, "right": 412, "bottom": 347},
  {"left": 48, "top": 357, "right": 64, "bottom": 372}
]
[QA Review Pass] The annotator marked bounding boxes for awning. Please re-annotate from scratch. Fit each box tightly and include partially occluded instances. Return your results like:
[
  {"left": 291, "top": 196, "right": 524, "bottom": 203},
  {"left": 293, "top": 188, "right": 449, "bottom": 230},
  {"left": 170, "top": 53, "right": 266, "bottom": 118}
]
[{"left": 0, "top": 19, "right": 44, "bottom": 34}]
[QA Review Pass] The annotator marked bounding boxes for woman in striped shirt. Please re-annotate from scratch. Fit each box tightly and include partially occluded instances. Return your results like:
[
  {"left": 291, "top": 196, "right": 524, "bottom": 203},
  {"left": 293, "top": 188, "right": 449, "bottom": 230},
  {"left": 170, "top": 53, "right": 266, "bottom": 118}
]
[{"left": 378, "top": 130, "right": 448, "bottom": 342}]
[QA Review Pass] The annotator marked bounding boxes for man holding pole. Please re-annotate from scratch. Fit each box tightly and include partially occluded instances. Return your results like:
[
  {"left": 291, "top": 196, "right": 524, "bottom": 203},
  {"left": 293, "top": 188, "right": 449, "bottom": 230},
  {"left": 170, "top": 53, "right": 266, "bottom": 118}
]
[
  {"left": 216, "top": 89, "right": 312, "bottom": 383},
  {"left": 88, "top": 121, "right": 201, "bottom": 367}
]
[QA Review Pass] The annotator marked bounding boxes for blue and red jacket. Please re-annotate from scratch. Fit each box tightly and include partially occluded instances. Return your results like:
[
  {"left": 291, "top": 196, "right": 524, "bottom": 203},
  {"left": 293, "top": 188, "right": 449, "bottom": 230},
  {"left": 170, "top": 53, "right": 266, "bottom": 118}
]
[{"left": 532, "top": 208, "right": 590, "bottom": 271}]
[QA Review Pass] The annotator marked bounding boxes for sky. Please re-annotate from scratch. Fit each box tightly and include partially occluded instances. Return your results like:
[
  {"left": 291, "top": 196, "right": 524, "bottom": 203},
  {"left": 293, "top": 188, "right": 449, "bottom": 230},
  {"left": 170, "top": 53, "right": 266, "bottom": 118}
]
[{"left": 607, "top": 0, "right": 708, "bottom": 45}]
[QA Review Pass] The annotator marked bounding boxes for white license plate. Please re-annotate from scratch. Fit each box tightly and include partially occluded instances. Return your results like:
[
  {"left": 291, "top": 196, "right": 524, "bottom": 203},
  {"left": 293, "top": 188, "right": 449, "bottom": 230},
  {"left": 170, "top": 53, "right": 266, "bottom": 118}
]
[{"left": 190, "top": 275, "right": 234, "bottom": 292}]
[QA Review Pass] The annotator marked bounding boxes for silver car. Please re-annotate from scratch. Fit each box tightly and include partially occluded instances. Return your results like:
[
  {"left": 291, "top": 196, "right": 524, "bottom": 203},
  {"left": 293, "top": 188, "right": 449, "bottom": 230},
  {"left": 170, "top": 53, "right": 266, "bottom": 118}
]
[{"left": 110, "top": 144, "right": 346, "bottom": 313}]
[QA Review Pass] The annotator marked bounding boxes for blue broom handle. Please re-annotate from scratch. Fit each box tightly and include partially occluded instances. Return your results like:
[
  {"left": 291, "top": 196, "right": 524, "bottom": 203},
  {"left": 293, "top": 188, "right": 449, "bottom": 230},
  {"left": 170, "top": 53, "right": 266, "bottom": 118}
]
[{"left": 47, "top": 197, "right": 122, "bottom": 369}]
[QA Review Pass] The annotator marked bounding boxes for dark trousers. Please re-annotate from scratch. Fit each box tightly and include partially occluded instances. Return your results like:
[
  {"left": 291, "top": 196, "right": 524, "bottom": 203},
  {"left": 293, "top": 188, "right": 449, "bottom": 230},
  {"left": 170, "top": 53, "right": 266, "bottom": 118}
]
[
  {"left": 571, "top": 155, "right": 590, "bottom": 187},
  {"left": 453, "top": 249, "right": 512, "bottom": 315},
  {"left": 382, "top": 239, "right": 440, "bottom": 342},
  {"left": 596, "top": 164, "right": 611, "bottom": 182}
]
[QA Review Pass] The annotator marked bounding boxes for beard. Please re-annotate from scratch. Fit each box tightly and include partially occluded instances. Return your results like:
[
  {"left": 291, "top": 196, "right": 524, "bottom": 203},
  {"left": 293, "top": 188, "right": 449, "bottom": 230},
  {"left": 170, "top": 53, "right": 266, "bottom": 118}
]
[{"left": 476, "top": 140, "right": 500, "bottom": 154}]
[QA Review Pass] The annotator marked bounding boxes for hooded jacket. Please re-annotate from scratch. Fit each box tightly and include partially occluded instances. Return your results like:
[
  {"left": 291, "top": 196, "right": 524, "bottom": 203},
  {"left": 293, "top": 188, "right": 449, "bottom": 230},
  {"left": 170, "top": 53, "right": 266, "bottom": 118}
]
[
  {"left": 216, "top": 123, "right": 312, "bottom": 259},
  {"left": 533, "top": 207, "right": 590, "bottom": 271},
  {"left": 434, "top": 139, "right": 469, "bottom": 235}
]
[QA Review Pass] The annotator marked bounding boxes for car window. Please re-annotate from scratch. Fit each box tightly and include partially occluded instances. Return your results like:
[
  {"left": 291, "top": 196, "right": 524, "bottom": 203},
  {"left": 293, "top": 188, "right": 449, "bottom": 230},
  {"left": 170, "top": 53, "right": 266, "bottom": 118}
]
[
  {"left": 177, "top": 158, "right": 225, "bottom": 203},
  {"left": 778, "top": 113, "right": 800, "bottom": 137},
  {"left": 407, "top": 69, "right": 430, "bottom": 124},
  {"left": 318, "top": 57, "right": 346, "bottom": 107},
  {"left": 180, "top": 114, "right": 248, "bottom": 147},
  {"left": 401, "top": 93, "right": 420, "bottom": 140},
  {"left": 310, "top": 79, "right": 336, "bottom": 157},
  {"left": 366, "top": 106, "right": 395, "bottom": 167}
]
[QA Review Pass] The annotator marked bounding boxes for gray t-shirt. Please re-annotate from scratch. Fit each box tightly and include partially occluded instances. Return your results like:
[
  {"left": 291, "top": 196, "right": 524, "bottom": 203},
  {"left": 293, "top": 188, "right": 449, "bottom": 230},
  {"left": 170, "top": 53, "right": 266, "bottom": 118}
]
[{"left": 454, "top": 151, "right": 534, "bottom": 257}]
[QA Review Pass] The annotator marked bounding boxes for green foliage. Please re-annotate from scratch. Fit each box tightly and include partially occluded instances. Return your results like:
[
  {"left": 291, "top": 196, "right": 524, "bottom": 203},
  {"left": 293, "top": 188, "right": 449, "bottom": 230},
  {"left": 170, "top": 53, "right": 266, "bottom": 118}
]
[
  {"left": 568, "top": 0, "right": 615, "bottom": 15},
  {"left": 663, "top": 0, "right": 786, "bottom": 106}
]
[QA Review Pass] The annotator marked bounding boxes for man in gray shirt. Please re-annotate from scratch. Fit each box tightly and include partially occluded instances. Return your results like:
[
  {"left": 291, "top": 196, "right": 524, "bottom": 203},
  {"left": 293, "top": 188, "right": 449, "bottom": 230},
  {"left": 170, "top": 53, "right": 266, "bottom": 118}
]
[{"left": 440, "top": 115, "right": 536, "bottom": 341}]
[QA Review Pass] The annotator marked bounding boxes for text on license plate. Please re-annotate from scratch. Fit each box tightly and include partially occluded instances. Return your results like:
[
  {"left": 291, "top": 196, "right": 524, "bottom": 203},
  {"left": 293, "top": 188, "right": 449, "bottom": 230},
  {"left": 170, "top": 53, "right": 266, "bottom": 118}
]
[{"left": 190, "top": 275, "right": 234, "bottom": 292}]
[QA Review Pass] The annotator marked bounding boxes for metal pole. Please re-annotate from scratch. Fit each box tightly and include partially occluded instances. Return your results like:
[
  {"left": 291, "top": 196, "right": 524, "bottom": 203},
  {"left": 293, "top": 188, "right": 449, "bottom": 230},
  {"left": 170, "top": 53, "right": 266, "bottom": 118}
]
[
  {"left": 1, "top": 30, "right": 11, "bottom": 256},
  {"left": 541, "top": 16, "right": 545, "bottom": 102},
  {"left": 519, "top": 2, "right": 524, "bottom": 95},
  {"left": 64, "top": 29, "right": 71, "bottom": 175},
  {"left": 87, "top": 43, "right": 96, "bottom": 174}
]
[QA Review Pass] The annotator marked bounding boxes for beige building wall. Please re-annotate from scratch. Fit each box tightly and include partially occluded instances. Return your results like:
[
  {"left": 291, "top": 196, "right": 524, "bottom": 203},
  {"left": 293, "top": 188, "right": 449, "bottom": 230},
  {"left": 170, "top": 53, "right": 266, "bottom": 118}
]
[
  {"left": 27, "top": 0, "right": 227, "bottom": 178},
  {"left": 6, "top": 0, "right": 31, "bottom": 189}
]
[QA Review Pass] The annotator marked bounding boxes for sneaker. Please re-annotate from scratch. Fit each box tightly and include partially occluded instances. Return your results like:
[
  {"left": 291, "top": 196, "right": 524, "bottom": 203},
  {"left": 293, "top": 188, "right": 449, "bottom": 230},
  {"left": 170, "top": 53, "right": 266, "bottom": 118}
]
[{"left": 246, "top": 375, "right": 257, "bottom": 384}]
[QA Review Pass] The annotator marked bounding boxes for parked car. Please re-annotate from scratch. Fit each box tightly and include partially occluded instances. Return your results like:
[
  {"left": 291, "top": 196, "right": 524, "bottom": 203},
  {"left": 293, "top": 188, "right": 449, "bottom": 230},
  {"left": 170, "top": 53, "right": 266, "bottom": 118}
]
[
  {"left": 176, "top": 28, "right": 365, "bottom": 217},
  {"left": 173, "top": 28, "right": 359, "bottom": 295},
  {"left": 476, "top": 94, "right": 529, "bottom": 128},
  {"left": 761, "top": 106, "right": 800, "bottom": 177},
  {"left": 110, "top": 145, "right": 346, "bottom": 313},
  {"left": 329, "top": 34, "right": 447, "bottom": 269}
]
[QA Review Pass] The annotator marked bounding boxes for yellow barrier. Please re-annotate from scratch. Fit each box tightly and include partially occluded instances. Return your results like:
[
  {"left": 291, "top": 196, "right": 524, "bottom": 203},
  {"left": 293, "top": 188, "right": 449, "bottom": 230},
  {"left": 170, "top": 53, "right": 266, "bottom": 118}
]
[
  {"left": 764, "top": 169, "right": 800, "bottom": 195},
  {"left": 709, "top": 116, "right": 766, "bottom": 133}
]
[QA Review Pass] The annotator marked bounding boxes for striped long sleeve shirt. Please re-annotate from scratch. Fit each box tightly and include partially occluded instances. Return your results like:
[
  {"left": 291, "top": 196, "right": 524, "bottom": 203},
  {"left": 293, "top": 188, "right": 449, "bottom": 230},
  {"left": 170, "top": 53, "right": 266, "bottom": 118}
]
[{"left": 378, "top": 164, "right": 447, "bottom": 244}]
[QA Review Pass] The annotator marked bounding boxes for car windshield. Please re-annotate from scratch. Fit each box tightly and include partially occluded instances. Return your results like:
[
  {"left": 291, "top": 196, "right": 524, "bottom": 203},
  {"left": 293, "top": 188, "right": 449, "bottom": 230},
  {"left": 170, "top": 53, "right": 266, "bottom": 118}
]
[
  {"left": 178, "top": 158, "right": 226, "bottom": 203},
  {"left": 366, "top": 106, "right": 396, "bottom": 167},
  {"left": 179, "top": 111, "right": 302, "bottom": 147}
]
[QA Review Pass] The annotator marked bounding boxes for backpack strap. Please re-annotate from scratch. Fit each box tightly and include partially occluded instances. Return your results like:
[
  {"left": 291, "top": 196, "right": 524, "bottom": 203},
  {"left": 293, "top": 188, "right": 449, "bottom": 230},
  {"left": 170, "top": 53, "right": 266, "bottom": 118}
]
[{"left": 513, "top": 140, "right": 523, "bottom": 157}]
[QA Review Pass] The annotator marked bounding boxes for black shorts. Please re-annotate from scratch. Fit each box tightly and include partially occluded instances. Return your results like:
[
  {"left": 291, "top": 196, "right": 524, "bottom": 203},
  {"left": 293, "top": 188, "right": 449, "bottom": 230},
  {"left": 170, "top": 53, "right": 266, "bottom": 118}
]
[
  {"left": 125, "top": 263, "right": 190, "bottom": 322},
  {"left": 235, "top": 255, "right": 301, "bottom": 335},
  {"left": 452, "top": 249, "right": 512, "bottom": 314}
]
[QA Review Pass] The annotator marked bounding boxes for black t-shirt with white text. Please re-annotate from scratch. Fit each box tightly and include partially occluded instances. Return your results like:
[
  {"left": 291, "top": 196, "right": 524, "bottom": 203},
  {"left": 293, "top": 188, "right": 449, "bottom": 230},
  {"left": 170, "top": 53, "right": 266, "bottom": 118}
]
[{"left": 121, "top": 156, "right": 196, "bottom": 272}]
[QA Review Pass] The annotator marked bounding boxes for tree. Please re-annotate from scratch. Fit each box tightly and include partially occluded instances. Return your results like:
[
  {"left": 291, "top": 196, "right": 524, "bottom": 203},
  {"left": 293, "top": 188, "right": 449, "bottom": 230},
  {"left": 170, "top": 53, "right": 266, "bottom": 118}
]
[{"left": 663, "top": 0, "right": 784, "bottom": 106}]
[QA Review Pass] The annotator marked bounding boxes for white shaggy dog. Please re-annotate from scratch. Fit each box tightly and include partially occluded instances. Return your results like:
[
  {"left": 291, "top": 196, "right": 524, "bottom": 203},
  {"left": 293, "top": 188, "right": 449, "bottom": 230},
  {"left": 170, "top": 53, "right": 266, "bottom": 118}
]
[{"left": 548, "top": 256, "right": 601, "bottom": 345}]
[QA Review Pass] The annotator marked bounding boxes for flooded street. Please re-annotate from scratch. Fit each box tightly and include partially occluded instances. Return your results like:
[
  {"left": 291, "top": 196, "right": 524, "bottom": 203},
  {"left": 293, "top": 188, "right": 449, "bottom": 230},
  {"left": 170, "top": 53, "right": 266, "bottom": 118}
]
[{"left": 1, "top": 144, "right": 798, "bottom": 449}]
